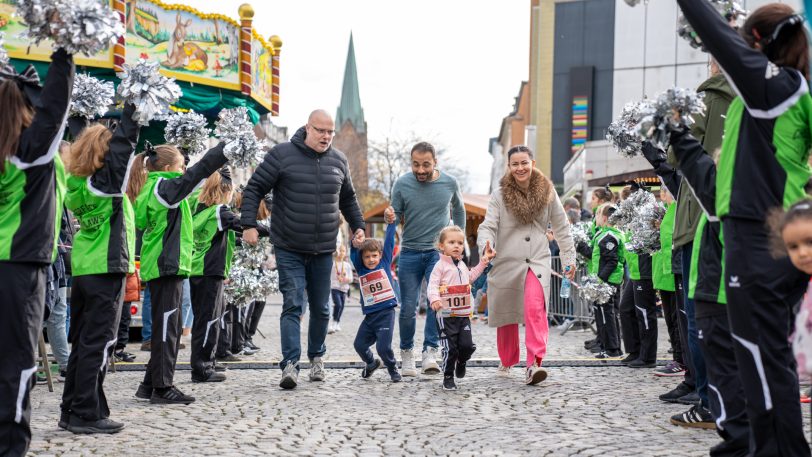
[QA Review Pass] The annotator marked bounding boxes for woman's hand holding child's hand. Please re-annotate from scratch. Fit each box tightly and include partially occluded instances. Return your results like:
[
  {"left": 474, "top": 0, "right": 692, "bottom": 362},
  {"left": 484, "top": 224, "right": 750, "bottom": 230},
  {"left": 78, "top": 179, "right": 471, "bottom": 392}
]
[{"left": 482, "top": 240, "right": 497, "bottom": 263}]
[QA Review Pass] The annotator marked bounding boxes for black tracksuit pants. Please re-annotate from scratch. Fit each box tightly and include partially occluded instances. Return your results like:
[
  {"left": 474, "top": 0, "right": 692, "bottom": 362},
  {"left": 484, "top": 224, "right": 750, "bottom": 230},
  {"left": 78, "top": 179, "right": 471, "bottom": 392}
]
[
  {"left": 115, "top": 301, "right": 132, "bottom": 352},
  {"left": 619, "top": 279, "right": 639, "bottom": 357},
  {"left": 632, "top": 279, "right": 658, "bottom": 363},
  {"left": 0, "top": 262, "right": 46, "bottom": 457},
  {"left": 594, "top": 286, "right": 621, "bottom": 353},
  {"left": 189, "top": 276, "right": 225, "bottom": 377},
  {"left": 143, "top": 276, "right": 184, "bottom": 388},
  {"left": 723, "top": 219, "right": 809, "bottom": 457},
  {"left": 246, "top": 300, "right": 266, "bottom": 339},
  {"left": 675, "top": 275, "right": 696, "bottom": 390},
  {"left": 660, "top": 290, "right": 683, "bottom": 365},
  {"left": 696, "top": 304, "right": 750, "bottom": 457},
  {"left": 231, "top": 304, "right": 248, "bottom": 354},
  {"left": 354, "top": 307, "right": 397, "bottom": 370},
  {"left": 61, "top": 274, "right": 125, "bottom": 421},
  {"left": 216, "top": 302, "right": 238, "bottom": 356},
  {"left": 436, "top": 314, "right": 476, "bottom": 378}
]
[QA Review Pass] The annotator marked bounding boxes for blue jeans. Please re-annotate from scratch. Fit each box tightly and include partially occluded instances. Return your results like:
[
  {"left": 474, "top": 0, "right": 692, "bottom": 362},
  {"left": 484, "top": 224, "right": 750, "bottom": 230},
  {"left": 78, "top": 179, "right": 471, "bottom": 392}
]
[
  {"left": 141, "top": 287, "right": 152, "bottom": 341},
  {"left": 682, "top": 243, "right": 708, "bottom": 407},
  {"left": 398, "top": 248, "right": 440, "bottom": 352},
  {"left": 275, "top": 247, "right": 333, "bottom": 370},
  {"left": 45, "top": 287, "right": 69, "bottom": 370},
  {"left": 181, "top": 278, "right": 193, "bottom": 328}
]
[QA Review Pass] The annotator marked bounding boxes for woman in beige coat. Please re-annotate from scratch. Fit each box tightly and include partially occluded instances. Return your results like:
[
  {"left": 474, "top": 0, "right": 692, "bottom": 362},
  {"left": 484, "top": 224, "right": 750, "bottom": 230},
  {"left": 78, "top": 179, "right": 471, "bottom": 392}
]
[{"left": 477, "top": 146, "right": 576, "bottom": 385}]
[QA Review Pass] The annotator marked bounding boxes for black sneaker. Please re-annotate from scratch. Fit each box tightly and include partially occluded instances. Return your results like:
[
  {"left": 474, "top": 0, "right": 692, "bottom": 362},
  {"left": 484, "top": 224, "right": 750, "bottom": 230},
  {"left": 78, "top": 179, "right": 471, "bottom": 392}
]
[
  {"left": 589, "top": 345, "right": 604, "bottom": 354},
  {"left": 659, "top": 382, "right": 693, "bottom": 403},
  {"left": 620, "top": 353, "right": 639, "bottom": 365},
  {"left": 192, "top": 371, "right": 226, "bottom": 383},
  {"left": 628, "top": 359, "right": 656, "bottom": 368},
  {"left": 388, "top": 368, "right": 402, "bottom": 383},
  {"left": 114, "top": 351, "right": 136, "bottom": 363},
  {"left": 213, "top": 362, "right": 226, "bottom": 373},
  {"left": 150, "top": 386, "right": 195, "bottom": 405},
  {"left": 135, "top": 383, "right": 153, "bottom": 400},
  {"left": 595, "top": 350, "right": 623, "bottom": 359},
  {"left": 58, "top": 411, "right": 69, "bottom": 430},
  {"left": 455, "top": 361, "right": 467, "bottom": 378},
  {"left": 677, "top": 391, "right": 700, "bottom": 405},
  {"left": 442, "top": 376, "right": 457, "bottom": 391},
  {"left": 216, "top": 353, "right": 242, "bottom": 362},
  {"left": 362, "top": 359, "right": 382, "bottom": 379},
  {"left": 67, "top": 417, "right": 125, "bottom": 434},
  {"left": 670, "top": 405, "right": 716, "bottom": 429},
  {"left": 584, "top": 338, "right": 599, "bottom": 349}
]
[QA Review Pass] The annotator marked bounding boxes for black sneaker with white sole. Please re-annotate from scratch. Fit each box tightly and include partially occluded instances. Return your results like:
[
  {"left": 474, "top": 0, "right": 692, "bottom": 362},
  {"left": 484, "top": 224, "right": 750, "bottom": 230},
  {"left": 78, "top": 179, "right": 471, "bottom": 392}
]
[
  {"left": 443, "top": 376, "right": 458, "bottom": 391},
  {"left": 67, "top": 417, "right": 125, "bottom": 434},
  {"left": 362, "top": 359, "right": 382, "bottom": 379},
  {"left": 150, "top": 386, "right": 195, "bottom": 405},
  {"left": 670, "top": 405, "right": 716, "bottom": 429}
]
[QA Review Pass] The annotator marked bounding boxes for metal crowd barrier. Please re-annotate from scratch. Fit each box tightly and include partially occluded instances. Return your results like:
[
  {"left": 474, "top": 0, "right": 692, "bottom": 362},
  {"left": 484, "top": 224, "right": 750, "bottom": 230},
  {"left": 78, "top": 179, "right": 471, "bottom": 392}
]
[{"left": 547, "top": 256, "right": 595, "bottom": 335}]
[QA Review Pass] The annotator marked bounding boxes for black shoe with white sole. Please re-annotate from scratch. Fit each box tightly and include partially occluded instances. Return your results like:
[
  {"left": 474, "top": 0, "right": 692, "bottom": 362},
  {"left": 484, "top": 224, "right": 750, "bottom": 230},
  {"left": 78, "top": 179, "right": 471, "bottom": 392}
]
[
  {"left": 443, "top": 376, "right": 458, "bottom": 391},
  {"left": 150, "top": 386, "right": 195, "bottom": 405},
  {"left": 362, "top": 359, "right": 382, "bottom": 379}
]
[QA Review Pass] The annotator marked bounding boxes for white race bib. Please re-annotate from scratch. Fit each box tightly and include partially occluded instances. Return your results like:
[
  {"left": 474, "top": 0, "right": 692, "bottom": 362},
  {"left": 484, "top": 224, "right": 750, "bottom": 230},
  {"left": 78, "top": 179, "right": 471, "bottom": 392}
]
[{"left": 359, "top": 270, "right": 395, "bottom": 307}]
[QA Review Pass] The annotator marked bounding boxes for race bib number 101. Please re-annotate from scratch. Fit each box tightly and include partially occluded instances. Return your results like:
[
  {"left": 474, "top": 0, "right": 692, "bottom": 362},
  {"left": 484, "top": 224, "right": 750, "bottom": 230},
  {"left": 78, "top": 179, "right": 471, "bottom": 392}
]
[
  {"left": 359, "top": 270, "right": 395, "bottom": 307},
  {"left": 441, "top": 284, "right": 471, "bottom": 311}
]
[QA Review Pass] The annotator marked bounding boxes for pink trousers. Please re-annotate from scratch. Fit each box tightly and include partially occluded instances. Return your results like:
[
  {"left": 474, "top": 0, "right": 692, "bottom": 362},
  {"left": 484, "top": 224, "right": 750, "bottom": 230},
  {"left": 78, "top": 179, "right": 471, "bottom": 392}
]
[{"left": 496, "top": 268, "right": 549, "bottom": 367}]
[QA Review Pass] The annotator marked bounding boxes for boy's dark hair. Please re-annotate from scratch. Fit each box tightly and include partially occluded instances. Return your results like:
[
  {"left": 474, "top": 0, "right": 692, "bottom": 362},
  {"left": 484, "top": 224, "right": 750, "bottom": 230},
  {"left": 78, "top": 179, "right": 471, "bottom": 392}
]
[
  {"left": 768, "top": 199, "right": 812, "bottom": 257},
  {"left": 359, "top": 238, "right": 383, "bottom": 256}
]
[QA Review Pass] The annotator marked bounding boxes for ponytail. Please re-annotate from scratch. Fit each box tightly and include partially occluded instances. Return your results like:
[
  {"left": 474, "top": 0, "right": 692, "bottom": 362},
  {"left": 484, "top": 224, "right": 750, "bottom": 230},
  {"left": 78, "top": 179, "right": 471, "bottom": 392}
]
[
  {"left": 0, "top": 80, "right": 34, "bottom": 172},
  {"left": 126, "top": 152, "right": 148, "bottom": 203},
  {"left": 126, "top": 143, "right": 184, "bottom": 202}
]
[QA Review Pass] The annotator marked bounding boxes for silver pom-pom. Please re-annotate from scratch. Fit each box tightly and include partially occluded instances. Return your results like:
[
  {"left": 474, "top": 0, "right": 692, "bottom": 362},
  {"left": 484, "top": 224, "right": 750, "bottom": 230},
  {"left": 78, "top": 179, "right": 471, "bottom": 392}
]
[
  {"left": 637, "top": 87, "right": 705, "bottom": 151},
  {"left": 0, "top": 33, "right": 8, "bottom": 67},
  {"left": 116, "top": 59, "right": 182, "bottom": 126},
  {"left": 17, "top": 0, "right": 124, "bottom": 57},
  {"left": 164, "top": 111, "right": 211, "bottom": 156},
  {"left": 70, "top": 73, "right": 114, "bottom": 119},
  {"left": 610, "top": 189, "right": 666, "bottom": 255},
  {"left": 215, "top": 107, "right": 262, "bottom": 167},
  {"left": 678, "top": 1, "right": 747, "bottom": 51},
  {"left": 571, "top": 222, "right": 592, "bottom": 267},
  {"left": 607, "top": 101, "right": 648, "bottom": 157},
  {"left": 578, "top": 276, "right": 616, "bottom": 305},
  {"left": 225, "top": 237, "right": 280, "bottom": 307}
]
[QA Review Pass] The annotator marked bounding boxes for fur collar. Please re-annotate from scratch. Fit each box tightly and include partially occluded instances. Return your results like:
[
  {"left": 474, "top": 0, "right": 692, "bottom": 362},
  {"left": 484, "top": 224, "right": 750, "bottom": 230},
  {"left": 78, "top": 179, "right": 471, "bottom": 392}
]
[{"left": 499, "top": 168, "right": 552, "bottom": 225}]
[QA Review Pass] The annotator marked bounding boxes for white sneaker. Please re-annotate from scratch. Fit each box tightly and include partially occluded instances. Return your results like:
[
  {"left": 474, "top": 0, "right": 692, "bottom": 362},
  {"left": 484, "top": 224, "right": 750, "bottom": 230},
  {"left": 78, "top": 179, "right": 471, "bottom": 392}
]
[
  {"left": 497, "top": 364, "right": 512, "bottom": 377},
  {"left": 525, "top": 365, "right": 547, "bottom": 385},
  {"left": 327, "top": 321, "right": 336, "bottom": 334},
  {"left": 401, "top": 349, "right": 417, "bottom": 377},
  {"left": 334, "top": 322, "right": 341, "bottom": 332},
  {"left": 309, "top": 357, "right": 325, "bottom": 382},
  {"left": 421, "top": 348, "right": 441, "bottom": 375}
]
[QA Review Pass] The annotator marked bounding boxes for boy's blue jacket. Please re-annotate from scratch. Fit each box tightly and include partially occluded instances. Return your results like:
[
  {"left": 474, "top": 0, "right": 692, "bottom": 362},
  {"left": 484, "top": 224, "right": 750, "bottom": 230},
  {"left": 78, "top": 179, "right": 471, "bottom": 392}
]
[{"left": 351, "top": 223, "right": 399, "bottom": 314}]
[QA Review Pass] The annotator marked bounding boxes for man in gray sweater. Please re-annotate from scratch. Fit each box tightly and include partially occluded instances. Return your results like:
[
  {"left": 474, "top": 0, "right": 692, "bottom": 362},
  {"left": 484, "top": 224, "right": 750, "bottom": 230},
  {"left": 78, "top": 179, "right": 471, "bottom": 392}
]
[{"left": 390, "top": 142, "right": 466, "bottom": 376}]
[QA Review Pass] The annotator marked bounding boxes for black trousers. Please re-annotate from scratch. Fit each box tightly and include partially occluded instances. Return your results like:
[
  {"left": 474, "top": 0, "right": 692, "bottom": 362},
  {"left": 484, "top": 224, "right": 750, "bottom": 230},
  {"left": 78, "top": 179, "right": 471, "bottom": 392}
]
[
  {"left": 723, "top": 219, "right": 809, "bottom": 456},
  {"left": 353, "top": 307, "right": 397, "bottom": 370},
  {"left": 0, "top": 262, "right": 46, "bottom": 457},
  {"left": 231, "top": 304, "right": 249, "bottom": 354},
  {"left": 436, "top": 314, "right": 476, "bottom": 378},
  {"left": 660, "top": 290, "right": 683, "bottom": 365},
  {"left": 632, "top": 279, "right": 658, "bottom": 363},
  {"left": 143, "top": 276, "right": 183, "bottom": 388},
  {"left": 246, "top": 300, "right": 266, "bottom": 339},
  {"left": 696, "top": 305, "right": 750, "bottom": 457},
  {"left": 61, "top": 274, "right": 125, "bottom": 421},
  {"left": 115, "top": 301, "right": 132, "bottom": 351},
  {"left": 594, "top": 286, "right": 621, "bottom": 352},
  {"left": 619, "top": 279, "right": 639, "bottom": 357},
  {"left": 675, "top": 274, "right": 696, "bottom": 390},
  {"left": 189, "top": 276, "right": 224, "bottom": 377}
]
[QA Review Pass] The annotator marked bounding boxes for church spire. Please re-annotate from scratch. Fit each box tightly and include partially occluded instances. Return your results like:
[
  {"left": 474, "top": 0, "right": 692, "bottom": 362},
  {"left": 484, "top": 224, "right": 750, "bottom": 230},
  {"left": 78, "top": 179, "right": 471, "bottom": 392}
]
[{"left": 336, "top": 32, "right": 365, "bottom": 134}]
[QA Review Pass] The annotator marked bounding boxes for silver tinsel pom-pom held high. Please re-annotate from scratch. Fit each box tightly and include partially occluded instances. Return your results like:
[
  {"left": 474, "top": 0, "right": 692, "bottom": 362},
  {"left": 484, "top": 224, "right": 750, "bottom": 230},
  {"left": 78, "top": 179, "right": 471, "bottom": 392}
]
[
  {"left": 678, "top": 1, "right": 747, "bottom": 50},
  {"left": 606, "top": 101, "right": 648, "bottom": 157},
  {"left": 116, "top": 59, "right": 182, "bottom": 126},
  {"left": 215, "top": 107, "right": 262, "bottom": 168},
  {"left": 16, "top": 0, "right": 124, "bottom": 56},
  {"left": 578, "top": 276, "right": 616, "bottom": 305},
  {"left": 637, "top": 87, "right": 705, "bottom": 151},
  {"left": 164, "top": 111, "right": 211, "bottom": 157},
  {"left": 225, "top": 238, "right": 279, "bottom": 307},
  {"left": 70, "top": 74, "right": 114, "bottom": 119},
  {"left": 610, "top": 189, "right": 666, "bottom": 255},
  {"left": 0, "top": 33, "right": 8, "bottom": 67},
  {"left": 570, "top": 222, "right": 592, "bottom": 267}
]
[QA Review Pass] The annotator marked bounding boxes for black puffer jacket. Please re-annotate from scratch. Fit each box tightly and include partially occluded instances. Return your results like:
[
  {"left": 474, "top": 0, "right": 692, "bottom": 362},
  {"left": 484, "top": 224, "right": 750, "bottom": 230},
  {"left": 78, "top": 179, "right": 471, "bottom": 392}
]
[{"left": 241, "top": 126, "right": 365, "bottom": 254}]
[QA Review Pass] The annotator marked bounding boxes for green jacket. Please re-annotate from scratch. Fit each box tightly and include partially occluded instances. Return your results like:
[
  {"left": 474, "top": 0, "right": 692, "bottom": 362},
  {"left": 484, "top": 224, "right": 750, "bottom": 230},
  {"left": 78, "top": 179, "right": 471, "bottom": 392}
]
[
  {"left": 652, "top": 202, "right": 676, "bottom": 291},
  {"left": 670, "top": 74, "right": 734, "bottom": 249},
  {"left": 589, "top": 226, "right": 625, "bottom": 285},
  {"left": 191, "top": 203, "right": 238, "bottom": 278}
]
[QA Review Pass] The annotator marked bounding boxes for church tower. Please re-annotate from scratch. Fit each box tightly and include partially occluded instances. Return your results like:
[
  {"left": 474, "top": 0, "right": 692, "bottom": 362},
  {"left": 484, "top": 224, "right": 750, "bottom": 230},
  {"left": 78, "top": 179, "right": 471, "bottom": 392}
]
[{"left": 333, "top": 33, "right": 369, "bottom": 192}]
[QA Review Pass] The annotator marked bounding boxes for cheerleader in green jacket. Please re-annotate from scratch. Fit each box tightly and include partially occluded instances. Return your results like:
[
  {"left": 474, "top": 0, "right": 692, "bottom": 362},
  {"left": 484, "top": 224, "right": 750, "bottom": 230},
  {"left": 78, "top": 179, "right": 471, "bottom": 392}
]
[
  {"left": 60, "top": 103, "right": 140, "bottom": 434},
  {"left": 128, "top": 141, "right": 228, "bottom": 405},
  {"left": 0, "top": 49, "right": 74, "bottom": 456}
]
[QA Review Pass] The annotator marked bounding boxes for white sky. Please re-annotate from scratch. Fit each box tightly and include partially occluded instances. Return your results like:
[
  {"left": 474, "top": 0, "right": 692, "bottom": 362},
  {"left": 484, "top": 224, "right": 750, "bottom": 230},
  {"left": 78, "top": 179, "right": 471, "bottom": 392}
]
[{"left": 182, "top": 0, "right": 530, "bottom": 194}]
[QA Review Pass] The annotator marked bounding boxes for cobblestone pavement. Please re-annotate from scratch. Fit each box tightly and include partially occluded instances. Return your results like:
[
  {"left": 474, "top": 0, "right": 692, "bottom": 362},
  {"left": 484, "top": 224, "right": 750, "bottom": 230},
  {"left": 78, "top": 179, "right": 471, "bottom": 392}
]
[{"left": 31, "top": 294, "right": 812, "bottom": 456}]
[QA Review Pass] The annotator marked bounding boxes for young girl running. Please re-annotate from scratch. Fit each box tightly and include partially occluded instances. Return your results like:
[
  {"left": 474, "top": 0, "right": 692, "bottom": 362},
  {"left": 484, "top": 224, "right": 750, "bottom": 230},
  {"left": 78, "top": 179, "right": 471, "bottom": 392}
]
[
  {"left": 329, "top": 244, "right": 352, "bottom": 333},
  {"left": 0, "top": 48, "right": 74, "bottom": 456},
  {"left": 129, "top": 141, "right": 228, "bottom": 404},
  {"left": 60, "top": 103, "right": 140, "bottom": 434},
  {"left": 428, "top": 225, "right": 495, "bottom": 390},
  {"left": 679, "top": 2, "right": 812, "bottom": 453}
]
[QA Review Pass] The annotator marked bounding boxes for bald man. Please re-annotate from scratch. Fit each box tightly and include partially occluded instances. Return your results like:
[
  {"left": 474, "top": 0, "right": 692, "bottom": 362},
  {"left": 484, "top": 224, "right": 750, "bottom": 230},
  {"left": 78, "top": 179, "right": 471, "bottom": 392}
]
[{"left": 241, "top": 110, "right": 365, "bottom": 389}]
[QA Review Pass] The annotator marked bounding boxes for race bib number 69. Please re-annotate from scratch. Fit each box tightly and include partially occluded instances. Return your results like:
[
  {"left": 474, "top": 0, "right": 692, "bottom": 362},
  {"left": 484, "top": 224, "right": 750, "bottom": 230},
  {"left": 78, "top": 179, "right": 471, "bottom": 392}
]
[{"left": 359, "top": 270, "right": 395, "bottom": 307}]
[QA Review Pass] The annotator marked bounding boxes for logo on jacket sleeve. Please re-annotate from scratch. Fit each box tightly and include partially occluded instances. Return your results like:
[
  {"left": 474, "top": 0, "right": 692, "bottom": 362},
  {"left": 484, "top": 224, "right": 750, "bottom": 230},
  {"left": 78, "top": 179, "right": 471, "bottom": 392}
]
[{"left": 728, "top": 276, "right": 741, "bottom": 288}]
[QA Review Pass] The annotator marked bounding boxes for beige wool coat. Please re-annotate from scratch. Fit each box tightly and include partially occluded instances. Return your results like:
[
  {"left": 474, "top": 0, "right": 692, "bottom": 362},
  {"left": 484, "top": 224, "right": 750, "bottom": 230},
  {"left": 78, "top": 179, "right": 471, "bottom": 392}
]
[{"left": 477, "top": 169, "right": 576, "bottom": 328}]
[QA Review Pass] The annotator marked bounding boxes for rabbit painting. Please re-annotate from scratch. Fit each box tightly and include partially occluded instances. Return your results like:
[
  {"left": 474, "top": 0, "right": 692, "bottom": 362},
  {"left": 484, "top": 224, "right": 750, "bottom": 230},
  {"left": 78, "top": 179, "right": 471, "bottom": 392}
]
[{"left": 161, "top": 12, "right": 208, "bottom": 72}]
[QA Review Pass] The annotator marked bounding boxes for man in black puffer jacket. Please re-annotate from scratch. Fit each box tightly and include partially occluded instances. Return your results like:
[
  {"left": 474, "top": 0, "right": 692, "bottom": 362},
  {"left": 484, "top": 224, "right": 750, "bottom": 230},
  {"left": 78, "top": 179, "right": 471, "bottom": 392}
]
[{"left": 241, "top": 109, "right": 365, "bottom": 390}]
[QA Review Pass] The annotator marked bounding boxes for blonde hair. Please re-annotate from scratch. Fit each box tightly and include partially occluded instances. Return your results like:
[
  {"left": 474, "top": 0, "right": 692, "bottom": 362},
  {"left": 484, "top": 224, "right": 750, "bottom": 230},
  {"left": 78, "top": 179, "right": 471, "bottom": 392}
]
[
  {"left": 66, "top": 124, "right": 111, "bottom": 177},
  {"left": 438, "top": 225, "right": 465, "bottom": 244},
  {"left": 126, "top": 144, "right": 183, "bottom": 202},
  {"left": 198, "top": 170, "right": 233, "bottom": 207}
]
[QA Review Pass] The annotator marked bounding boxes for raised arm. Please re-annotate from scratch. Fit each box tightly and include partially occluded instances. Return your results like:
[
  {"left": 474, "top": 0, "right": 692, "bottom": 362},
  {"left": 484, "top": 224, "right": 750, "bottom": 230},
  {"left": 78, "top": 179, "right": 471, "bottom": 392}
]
[
  {"left": 156, "top": 142, "right": 227, "bottom": 207},
  {"left": 643, "top": 142, "right": 682, "bottom": 197},
  {"left": 381, "top": 222, "right": 397, "bottom": 266},
  {"left": 88, "top": 103, "right": 140, "bottom": 197},
  {"left": 677, "top": 0, "right": 807, "bottom": 118},
  {"left": 241, "top": 148, "right": 280, "bottom": 228},
  {"left": 669, "top": 126, "right": 717, "bottom": 215}
]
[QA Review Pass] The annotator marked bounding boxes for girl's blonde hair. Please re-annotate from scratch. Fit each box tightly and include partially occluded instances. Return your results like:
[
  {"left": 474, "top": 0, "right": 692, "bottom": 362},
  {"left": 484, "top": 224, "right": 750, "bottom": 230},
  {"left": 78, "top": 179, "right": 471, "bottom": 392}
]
[
  {"left": 66, "top": 124, "right": 111, "bottom": 177},
  {"left": 126, "top": 144, "right": 183, "bottom": 202},
  {"left": 438, "top": 225, "right": 465, "bottom": 244},
  {"left": 198, "top": 170, "right": 233, "bottom": 207}
]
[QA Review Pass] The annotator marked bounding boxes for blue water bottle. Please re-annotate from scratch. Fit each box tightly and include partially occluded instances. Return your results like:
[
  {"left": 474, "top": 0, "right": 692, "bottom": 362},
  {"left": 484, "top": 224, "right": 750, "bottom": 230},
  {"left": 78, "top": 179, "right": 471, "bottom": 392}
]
[{"left": 560, "top": 266, "right": 572, "bottom": 299}]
